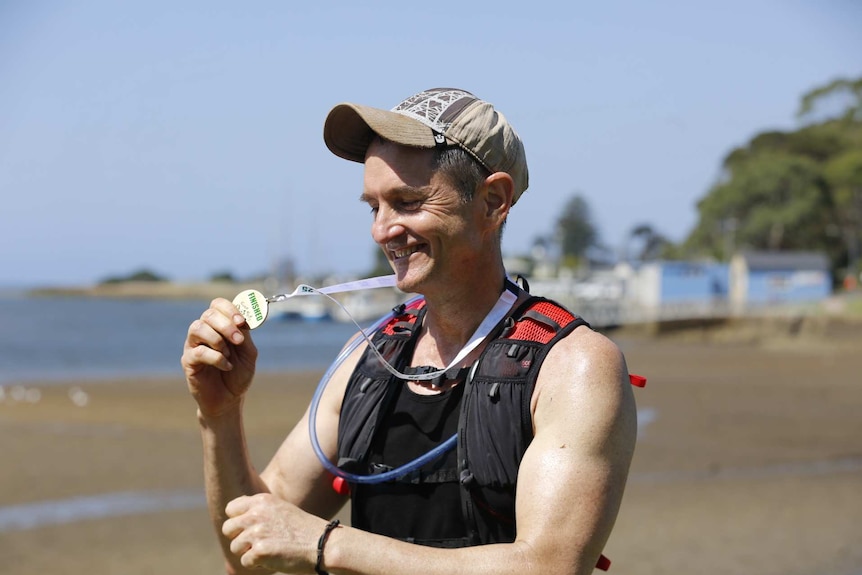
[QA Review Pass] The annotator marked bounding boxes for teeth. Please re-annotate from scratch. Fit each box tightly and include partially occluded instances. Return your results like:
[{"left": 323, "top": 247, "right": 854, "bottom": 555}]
[{"left": 393, "top": 246, "right": 418, "bottom": 258}]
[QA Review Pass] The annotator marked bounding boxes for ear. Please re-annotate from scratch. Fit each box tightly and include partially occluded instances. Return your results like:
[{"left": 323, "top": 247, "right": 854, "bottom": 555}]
[{"left": 480, "top": 172, "right": 514, "bottom": 229}]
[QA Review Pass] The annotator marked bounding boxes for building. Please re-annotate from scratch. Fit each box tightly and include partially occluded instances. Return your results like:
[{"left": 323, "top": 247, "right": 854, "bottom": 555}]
[
  {"left": 729, "top": 251, "right": 831, "bottom": 309},
  {"left": 622, "top": 260, "right": 729, "bottom": 320}
]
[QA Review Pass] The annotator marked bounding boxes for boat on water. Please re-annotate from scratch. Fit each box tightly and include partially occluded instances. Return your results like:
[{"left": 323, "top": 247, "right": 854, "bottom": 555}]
[
  {"left": 328, "top": 289, "right": 408, "bottom": 323},
  {"left": 269, "top": 286, "right": 406, "bottom": 324},
  {"left": 272, "top": 297, "right": 332, "bottom": 322},
  {"left": 296, "top": 299, "right": 331, "bottom": 322}
]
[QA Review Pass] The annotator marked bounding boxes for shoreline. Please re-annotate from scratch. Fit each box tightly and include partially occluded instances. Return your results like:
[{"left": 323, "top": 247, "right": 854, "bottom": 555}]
[{"left": 25, "top": 280, "right": 259, "bottom": 301}]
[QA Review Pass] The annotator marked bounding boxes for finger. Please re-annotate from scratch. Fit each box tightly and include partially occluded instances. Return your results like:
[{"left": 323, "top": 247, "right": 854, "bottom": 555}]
[
  {"left": 222, "top": 516, "right": 244, "bottom": 540},
  {"left": 209, "top": 297, "right": 245, "bottom": 321},
  {"left": 241, "top": 547, "right": 260, "bottom": 569},
  {"left": 210, "top": 297, "right": 252, "bottom": 332},
  {"left": 185, "top": 318, "right": 232, "bottom": 358},
  {"left": 229, "top": 531, "right": 252, "bottom": 557},
  {"left": 225, "top": 495, "right": 251, "bottom": 518},
  {"left": 200, "top": 305, "right": 246, "bottom": 346},
  {"left": 182, "top": 343, "right": 232, "bottom": 374}
]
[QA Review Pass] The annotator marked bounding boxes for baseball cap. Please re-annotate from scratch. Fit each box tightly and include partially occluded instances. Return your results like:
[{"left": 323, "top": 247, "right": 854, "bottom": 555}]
[{"left": 323, "top": 88, "right": 529, "bottom": 203}]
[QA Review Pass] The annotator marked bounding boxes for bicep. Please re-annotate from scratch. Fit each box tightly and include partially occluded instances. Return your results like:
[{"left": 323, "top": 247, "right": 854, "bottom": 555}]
[{"left": 514, "top": 332, "right": 637, "bottom": 572}]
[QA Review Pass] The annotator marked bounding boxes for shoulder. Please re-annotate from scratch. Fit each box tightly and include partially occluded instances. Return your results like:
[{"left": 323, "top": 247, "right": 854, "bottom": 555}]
[
  {"left": 540, "top": 324, "right": 627, "bottom": 387},
  {"left": 531, "top": 325, "right": 634, "bottom": 434}
]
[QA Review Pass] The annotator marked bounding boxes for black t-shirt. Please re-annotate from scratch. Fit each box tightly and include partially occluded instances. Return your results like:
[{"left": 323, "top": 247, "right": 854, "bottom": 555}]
[{"left": 350, "top": 380, "right": 466, "bottom": 546}]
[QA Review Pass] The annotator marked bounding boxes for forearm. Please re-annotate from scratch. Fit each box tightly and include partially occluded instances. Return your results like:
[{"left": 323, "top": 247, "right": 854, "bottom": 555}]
[
  {"left": 198, "top": 403, "right": 272, "bottom": 574},
  {"left": 323, "top": 526, "right": 591, "bottom": 575}
]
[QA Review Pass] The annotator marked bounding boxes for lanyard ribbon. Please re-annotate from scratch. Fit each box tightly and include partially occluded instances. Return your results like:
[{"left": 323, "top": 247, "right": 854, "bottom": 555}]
[{"left": 267, "top": 274, "right": 517, "bottom": 382}]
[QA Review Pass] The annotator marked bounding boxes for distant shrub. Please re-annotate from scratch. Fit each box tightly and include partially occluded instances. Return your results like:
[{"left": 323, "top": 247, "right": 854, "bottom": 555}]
[
  {"left": 100, "top": 268, "right": 168, "bottom": 284},
  {"left": 210, "top": 271, "right": 236, "bottom": 283}
]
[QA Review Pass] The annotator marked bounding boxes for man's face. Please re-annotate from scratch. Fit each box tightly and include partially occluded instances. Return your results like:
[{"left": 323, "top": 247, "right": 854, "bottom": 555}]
[{"left": 361, "top": 140, "right": 485, "bottom": 295}]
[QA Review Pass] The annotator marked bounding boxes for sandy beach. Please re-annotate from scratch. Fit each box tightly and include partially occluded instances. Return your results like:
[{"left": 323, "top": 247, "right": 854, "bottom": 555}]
[{"left": 1, "top": 322, "right": 861, "bottom": 575}]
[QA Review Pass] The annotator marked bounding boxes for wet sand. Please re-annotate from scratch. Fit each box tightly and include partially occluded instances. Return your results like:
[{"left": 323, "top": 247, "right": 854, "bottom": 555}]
[{"left": 1, "top": 328, "right": 860, "bottom": 575}]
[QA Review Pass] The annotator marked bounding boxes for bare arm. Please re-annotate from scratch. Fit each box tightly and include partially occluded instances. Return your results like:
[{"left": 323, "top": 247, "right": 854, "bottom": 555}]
[
  {"left": 197, "top": 399, "right": 272, "bottom": 575},
  {"left": 182, "top": 298, "right": 359, "bottom": 574},
  {"left": 222, "top": 326, "right": 637, "bottom": 575},
  {"left": 514, "top": 327, "right": 637, "bottom": 572}
]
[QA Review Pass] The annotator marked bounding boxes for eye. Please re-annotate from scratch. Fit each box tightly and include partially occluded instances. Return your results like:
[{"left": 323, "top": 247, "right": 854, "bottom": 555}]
[{"left": 400, "top": 200, "right": 422, "bottom": 212}]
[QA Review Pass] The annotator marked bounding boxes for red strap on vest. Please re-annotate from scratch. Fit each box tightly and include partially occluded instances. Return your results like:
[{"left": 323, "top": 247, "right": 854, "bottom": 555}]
[
  {"left": 381, "top": 299, "right": 426, "bottom": 335},
  {"left": 596, "top": 553, "right": 611, "bottom": 570},
  {"left": 629, "top": 374, "right": 647, "bottom": 387},
  {"left": 332, "top": 476, "right": 350, "bottom": 496}
]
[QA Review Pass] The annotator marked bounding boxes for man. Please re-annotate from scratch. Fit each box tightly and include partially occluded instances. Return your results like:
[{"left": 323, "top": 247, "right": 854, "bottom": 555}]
[{"left": 182, "top": 88, "right": 638, "bottom": 575}]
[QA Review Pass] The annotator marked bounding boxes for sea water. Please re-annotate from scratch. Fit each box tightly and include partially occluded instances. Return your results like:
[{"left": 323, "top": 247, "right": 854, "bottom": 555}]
[{"left": 0, "top": 292, "right": 362, "bottom": 385}]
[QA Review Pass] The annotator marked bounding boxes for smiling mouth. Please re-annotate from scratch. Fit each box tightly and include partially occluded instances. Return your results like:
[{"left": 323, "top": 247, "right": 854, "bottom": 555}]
[{"left": 392, "top": 246, "right": 420, "bottom": 259}]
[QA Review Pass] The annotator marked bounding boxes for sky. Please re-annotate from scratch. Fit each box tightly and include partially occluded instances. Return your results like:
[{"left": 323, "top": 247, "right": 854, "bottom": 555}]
[{"left": 1, "top": 1, "right": 860, "bottom": 287}]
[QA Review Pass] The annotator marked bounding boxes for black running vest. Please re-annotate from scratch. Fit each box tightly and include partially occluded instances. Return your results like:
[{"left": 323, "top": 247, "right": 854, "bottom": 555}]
[{"left": 336, "top": 284, "right": 589, "bottom": 547}]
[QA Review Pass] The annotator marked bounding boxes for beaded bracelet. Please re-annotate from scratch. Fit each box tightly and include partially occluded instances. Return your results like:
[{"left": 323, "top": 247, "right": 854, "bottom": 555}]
[{"left": 315, "top": 519, "right": 341, "bottom": 575}]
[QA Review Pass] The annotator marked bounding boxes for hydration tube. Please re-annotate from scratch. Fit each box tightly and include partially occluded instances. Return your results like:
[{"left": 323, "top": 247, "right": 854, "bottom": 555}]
[
  {"left": 235, "top": 275, "right": 514, "bottom": 484},
  {"left": 306, "top": 294, "right": 459, "bottom": 484}
]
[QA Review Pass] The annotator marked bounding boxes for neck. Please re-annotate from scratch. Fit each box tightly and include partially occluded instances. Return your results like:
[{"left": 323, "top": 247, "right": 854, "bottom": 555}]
[{"left": 418, "top": 266, "right": 509, "bottom": 365}]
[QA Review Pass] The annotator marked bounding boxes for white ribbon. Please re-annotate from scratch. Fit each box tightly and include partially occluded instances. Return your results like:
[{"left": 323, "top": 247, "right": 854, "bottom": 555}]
[{"left": 267, "top": 274, "right": 398, "bottom": 302}]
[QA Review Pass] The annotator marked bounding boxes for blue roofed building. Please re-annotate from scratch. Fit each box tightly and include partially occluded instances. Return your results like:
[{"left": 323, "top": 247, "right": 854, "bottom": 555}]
[
  {"left": 729, "top": 251, "right": 832, "bottom": 309},
  {"left": 625, "top": 260, "right": 730, "bottom": 320}
]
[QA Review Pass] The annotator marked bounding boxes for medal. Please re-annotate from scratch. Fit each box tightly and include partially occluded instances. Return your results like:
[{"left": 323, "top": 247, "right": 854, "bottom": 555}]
[{"left": 232, "top": 289, "right": 269, "bottom": 330}]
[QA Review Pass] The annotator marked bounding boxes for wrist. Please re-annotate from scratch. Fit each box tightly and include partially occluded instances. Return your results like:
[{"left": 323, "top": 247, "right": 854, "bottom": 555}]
[
  {"left": 315, "top": 519, "right": 341, "bottom": 575},
  {"left": 196, "top": 399, "right": 243, "bottom": 429}
]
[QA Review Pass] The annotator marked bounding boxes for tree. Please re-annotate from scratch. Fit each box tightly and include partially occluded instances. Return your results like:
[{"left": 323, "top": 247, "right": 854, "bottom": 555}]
[
  {"left": 684, "top": 75, "right": 862, "bottom": 283},
  {"left": 688, "top": 152, "right": 831, "bottom": 258},
  {"left": 99, "top": 268, "right": 168, "bottom": 284},
  {"left": 797, "top": 76, "right": 862, "bottom": 124},
  {"left": 209, "top": 271, "right": 236, "bottom": 283},
  {"left": 823, "top": 148, "right": 862, "bottom": 276},
  {"left": 555, "top": 193, "right": 599, "bottom": 268},
  {"left": 627, "top": 223, "right": 673, "bottom": 262}
]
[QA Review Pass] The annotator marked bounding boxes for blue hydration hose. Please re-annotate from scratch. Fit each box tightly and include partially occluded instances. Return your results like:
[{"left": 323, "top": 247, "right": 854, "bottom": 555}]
[{"left": 307, "top": 295, "right": 458, "bottom": 484}]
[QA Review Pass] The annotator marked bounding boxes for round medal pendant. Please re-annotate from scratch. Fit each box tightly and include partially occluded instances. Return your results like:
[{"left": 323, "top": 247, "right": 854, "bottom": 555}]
[{"left": 232, "top": 289, "right": 269, "bottom": 330}]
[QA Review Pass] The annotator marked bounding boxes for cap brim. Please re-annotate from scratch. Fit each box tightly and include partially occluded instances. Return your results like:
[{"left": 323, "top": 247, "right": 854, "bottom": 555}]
[{"left": 324, "top": 103, "right": 439, "bottom": 163}]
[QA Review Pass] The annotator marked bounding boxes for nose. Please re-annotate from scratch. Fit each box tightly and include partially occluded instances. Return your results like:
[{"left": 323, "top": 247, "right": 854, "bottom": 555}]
[{"left": 370, "top": 204, "right": 405, "bottom": 246}]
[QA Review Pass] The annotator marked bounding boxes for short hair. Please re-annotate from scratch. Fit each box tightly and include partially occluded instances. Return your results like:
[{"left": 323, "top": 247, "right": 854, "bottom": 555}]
[
  {"left": 433, "top": 145, "right": 508, "bottom": 236},
  {"left": 432, "top": 146, "right": 491, "bottom": 203}
]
